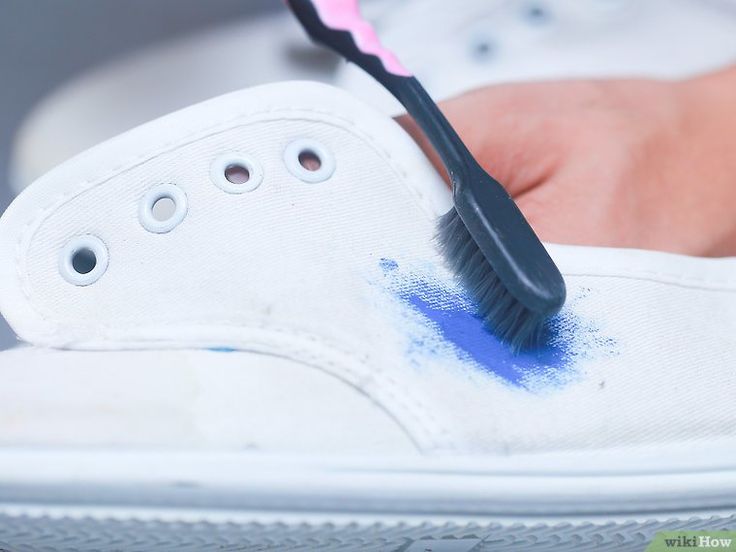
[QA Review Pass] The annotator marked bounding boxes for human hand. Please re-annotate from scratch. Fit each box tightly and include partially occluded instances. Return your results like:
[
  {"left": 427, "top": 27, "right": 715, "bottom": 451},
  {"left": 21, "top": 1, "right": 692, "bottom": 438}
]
[{"left": 398, "top": 67, "right": 736, "bottom": 256}]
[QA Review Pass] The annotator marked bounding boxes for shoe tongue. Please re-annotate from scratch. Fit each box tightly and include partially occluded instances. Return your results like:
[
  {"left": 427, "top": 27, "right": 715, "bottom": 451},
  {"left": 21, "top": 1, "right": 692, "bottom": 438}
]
[{"left": 0, "top": 81, "right": 450, "bottom": 349}]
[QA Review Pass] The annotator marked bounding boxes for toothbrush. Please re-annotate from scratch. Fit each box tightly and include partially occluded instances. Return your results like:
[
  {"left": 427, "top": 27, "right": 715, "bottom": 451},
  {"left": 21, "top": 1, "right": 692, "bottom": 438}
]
[{"left": 286, "top": 0, "right": 566, "bottom": 349}]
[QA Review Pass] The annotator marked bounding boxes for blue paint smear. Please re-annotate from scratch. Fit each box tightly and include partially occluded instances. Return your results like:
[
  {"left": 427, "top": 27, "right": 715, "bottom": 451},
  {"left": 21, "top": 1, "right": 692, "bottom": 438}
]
[
  {"left": 406, "top": 293, "right": 567, "bottom": 386},
  {"left": 379, "top": 257, "right": 615, "bottom": 390},
  {"left": 379, "top": 258, "right": 399, "bottom": 272},
  {"left": 208, "top": 346, "right": 236, "bottom": 353}
]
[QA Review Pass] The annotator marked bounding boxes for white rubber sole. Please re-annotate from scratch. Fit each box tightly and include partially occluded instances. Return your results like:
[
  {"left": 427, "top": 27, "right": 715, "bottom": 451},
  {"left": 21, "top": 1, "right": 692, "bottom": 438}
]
[{"left": 1, "top": 444, "right": 735, "bottom": 550}]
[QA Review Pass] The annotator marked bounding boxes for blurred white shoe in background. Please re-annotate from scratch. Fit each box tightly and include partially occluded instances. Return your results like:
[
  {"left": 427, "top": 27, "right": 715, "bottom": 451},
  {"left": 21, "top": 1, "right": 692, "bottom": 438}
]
[
  {"left": 9, "top": 0, "right": 736, "bottom": 196},
  {"left": 336, "top": 0, "right": 736, "bottom": 112}
]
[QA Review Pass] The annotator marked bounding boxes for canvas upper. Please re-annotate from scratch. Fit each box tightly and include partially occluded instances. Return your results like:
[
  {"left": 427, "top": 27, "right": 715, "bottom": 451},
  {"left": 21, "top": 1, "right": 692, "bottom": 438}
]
[{"left": 0, "top": 81, "right": 734, "bottom": 457}]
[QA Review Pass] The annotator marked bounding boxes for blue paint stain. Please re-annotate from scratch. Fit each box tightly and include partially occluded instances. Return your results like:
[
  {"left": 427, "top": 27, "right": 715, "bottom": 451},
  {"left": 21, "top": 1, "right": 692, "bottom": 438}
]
[
  {"left": 378, "top": 258, "right": 615, "bottom": 389},
  {"left": 405, "top": 292, "right": 570, "bottom": 386},
  {"left": 379, "top": 258, "right": 399, "bottom": 272},
  {"left": 208, "top": 346, "right": 236, "bottom": 353}
]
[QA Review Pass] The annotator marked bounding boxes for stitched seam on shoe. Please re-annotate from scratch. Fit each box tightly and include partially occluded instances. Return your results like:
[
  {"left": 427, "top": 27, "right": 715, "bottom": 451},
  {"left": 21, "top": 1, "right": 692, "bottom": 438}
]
[
  {"left": 52, "top": 321, "right": 450, "bottom": 452},
  {"left": 14, "top": 108, "right": 455, "bottom": 452},
  {"left": 123, "top": 320, "right": 449, "bottom": 452},
  {"left": 152, "top": 322, "right": 443, "bottom": 452},
  {"left": 564, "top": 271, "right": 736, "bottom": 291},
  {"left": 10, "top": 88, "right": 734, "bottom": 451}
]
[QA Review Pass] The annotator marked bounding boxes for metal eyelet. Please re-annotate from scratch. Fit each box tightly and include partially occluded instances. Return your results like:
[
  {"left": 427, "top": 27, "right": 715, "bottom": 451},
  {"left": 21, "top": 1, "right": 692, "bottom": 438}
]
[
  {"left": 469, "top": 33, "right": 497, "bottom": 62},
  {"left": 522, "top": 2, "right": 552, "bottom": 25},
  {"left": 59, "top": 235, "right": 109, "bottom": 286},
  {"left": 139, "top": 183, "right": 188, "bottom": 234},
  {"left": 210, "top": 153, "right": 264, "bottom": 194},
  {"left": 283, "top": 139, "right": 335, "bottom": 183}
]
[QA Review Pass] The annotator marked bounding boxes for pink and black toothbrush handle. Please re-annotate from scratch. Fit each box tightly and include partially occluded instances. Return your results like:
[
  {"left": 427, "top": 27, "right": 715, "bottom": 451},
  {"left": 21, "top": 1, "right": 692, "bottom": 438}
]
[{"left": 285, "top": 0, "right": 472, "bottom": 181}]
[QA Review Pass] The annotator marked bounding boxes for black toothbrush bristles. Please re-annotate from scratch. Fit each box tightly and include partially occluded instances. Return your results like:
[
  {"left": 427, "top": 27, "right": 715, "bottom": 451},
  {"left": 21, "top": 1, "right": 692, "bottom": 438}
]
[{"left": 438, "top": 209, "right": 546, "bottom": 351}]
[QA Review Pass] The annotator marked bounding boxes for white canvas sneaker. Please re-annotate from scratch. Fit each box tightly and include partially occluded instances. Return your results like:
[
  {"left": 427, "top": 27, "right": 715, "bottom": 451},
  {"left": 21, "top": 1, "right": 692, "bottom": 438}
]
[{"left": 0, "top": 81, "right": 734, "bottom": 551}]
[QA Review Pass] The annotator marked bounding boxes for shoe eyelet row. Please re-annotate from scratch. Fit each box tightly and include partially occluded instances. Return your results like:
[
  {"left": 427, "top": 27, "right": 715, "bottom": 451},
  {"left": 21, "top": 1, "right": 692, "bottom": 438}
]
[
  {"left": 467, "top": 3, "right": 554, "bottom": 64},
  {"left": 209, "top": 139, "right": 336, "bottom": 192},
  {"left": 60, "top": 139, "right": 334, "bottom": 286}
]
